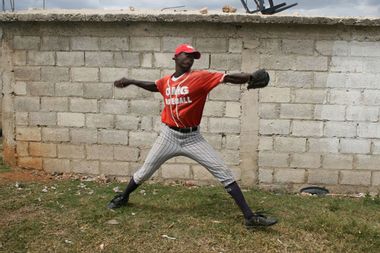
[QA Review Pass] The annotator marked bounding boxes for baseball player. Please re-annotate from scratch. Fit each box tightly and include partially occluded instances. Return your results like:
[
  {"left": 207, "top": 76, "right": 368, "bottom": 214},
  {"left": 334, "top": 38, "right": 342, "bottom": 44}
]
[{"left": 108, "top": 44, "right": 277, "bottom": 229}]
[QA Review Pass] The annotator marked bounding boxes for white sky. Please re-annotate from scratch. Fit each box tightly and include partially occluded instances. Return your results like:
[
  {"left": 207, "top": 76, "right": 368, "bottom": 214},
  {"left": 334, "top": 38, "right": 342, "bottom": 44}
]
[{"left": 4, "top": 0, "right": 380, "bottom": 17}]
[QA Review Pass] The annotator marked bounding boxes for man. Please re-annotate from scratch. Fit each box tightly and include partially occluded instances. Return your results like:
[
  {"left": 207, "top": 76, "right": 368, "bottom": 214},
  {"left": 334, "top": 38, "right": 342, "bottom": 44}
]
[{"left": 108, "top": 44, "right": 277, "bottom": 229}]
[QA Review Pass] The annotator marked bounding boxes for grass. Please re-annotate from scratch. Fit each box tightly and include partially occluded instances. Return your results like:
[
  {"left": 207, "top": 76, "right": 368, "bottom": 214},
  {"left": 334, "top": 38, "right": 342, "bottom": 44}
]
[{"left": 0, "top": 179, "right": 379, "bottom": 253}]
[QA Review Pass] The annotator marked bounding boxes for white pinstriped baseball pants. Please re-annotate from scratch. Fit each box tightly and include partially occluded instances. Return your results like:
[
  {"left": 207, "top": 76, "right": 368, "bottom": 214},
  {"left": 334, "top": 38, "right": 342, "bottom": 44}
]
[{"left": 133, "top": 124, "right": 235, "bottom": 186}]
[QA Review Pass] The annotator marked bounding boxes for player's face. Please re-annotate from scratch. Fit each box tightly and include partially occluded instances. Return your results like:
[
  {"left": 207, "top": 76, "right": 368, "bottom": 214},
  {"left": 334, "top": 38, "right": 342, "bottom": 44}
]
[{"left": 174, "top": 52, "right": 195, "bottom": 70}]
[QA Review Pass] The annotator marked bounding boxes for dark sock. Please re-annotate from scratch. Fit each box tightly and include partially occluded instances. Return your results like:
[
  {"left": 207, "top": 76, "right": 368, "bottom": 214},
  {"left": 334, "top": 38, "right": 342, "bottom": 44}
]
[
  {"left": 121, "top": 177, "right": 139, "bottom": 198},
  {"left": 225, "top": 181, "right": 254, "bottom": 219}
]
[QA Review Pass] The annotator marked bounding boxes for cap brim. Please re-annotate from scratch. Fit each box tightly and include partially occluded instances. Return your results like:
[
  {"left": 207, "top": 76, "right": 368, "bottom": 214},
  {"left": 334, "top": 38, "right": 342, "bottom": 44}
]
[{"left": 182, "top": 50, "right": 201, "bottom": 59}]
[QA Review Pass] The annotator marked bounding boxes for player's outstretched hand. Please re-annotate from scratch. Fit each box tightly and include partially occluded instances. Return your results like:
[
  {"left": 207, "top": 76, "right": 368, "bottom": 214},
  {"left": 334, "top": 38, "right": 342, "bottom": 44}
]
[
  {"left": 114, "top": 78, "right": 133, "bottom": 88},
  {"left": 247, "top": 69, "right": 270, "bottom": 89}
]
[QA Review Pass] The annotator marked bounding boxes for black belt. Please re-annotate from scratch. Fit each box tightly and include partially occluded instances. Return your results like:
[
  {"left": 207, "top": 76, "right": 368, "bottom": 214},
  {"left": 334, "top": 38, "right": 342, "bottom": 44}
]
[{"left": 168, "top": 125, "right": 198, "bottom": 133}]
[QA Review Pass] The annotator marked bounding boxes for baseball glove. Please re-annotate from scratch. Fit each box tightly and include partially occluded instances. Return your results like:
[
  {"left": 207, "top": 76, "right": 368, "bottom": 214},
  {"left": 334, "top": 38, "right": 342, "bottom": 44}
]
[{"left": 247, "top": 69, "right": 270, "bottom": 89}]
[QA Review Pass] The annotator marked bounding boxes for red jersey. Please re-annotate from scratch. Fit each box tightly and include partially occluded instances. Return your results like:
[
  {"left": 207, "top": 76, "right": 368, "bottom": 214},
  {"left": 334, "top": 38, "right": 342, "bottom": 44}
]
[{"left": 155, "top": 70, "right": 225, "bottom": 128}]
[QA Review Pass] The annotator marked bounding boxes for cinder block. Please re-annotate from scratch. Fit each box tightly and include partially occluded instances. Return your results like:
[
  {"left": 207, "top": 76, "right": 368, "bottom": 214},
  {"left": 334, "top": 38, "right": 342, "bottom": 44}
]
[
  {"left": 295, "top": 56, "right": 328, "bottom": 71},
  {"left": 330, "top": 57, "right": 364, "bottom": 73},
  {"left": 260, "top": 55, "right": 296, "bottom": 70},
  {"left": 15, "top": 112, "right": 28, "bottom": 126},
  {"left": 27, "top": 82, "right": 54, "bottom": 96},
  {"left": 140, "top": 116, "right": 152, "bottom": 131},
  {"left": 259, "top": 103, "right": 279, "bottom": 119},
  {"left": 27, "top": 51, "right": 55, "bottom": 66},
  {"left": 18, "top": 157, "right": 42, "bottom": 170},
  {"left": 325, "top": 122, "right": 357, "bottom": 137},
  {"left": 192, "top": 165, "right": 216, "bottom": 181},
  {"left": 14, "top": 67, "right": 40, "bottom": 81},
  {"left": 259, "top": 87, "right": 291, "bottom": 103},
  {"left": 225, "top": 102, "right": 241, "bottom": 118},
  {"left": 308, "top": 138, "right": 339, "bottom": 153},
  {"left": 43, "top": 158, "right": 71, "bottom": 173},
  {"left": 195, "top": 38, "right": 227, "bottom": 52},
  {"left": 115, "top": 115, "right": 139, "bottom": 130},
  {"left": 29, "top": 112, "right": 56, "bottom": 126},
  {"left": 162, "top": 164, "right": 191, "bottom": 179},
  {"left": 280, "top": 104, "right": 313, "bottom": 119},
  {"left": 99, "top": 99, "right": 129, "bottom": 114},
  {"left": 276, "top": 71, "right": 313, "bottom": 88},
  {"left": 373, "top": 172, "right": 380, "bottom": 186},
  {"left": 85, "top": 52, "right": 114, "bottom": 67},
  {"left": 340, "top": 170, "right": 371, "bottom": 186},
  {"left": 308, "top": 170, "right": 339, "bottom": 185},
  {"left": 340, "top": 139, "right": 371, "bottom": 154},
  {"left": 294, "top": 89, "right": 327, "bottom": 104},
  {"left": 86, "top": 114, "right": 114, "bottom": 129},
  {"left": 224, "top": 134, "right": 240, "bottom": 150},
  {"left": 130, "top": 68, "right": 161, "bottom": 81},
  {"left": 114, "top": 52, "right": 140, "bottom": 67},
  {"left": 98, "top": 130, "right": 128, "bottom": 145},
  {"left": 130, "top": 37, "right": 160, "bottom": 51},
  {"left": 258, "top": 168, "right": 273, "bottom": 183},
  {"left": 129, "top": 131, "right": 158, "bottom": 147},
  {"left": 347, "top": 106, "right": 379, "bottom": 122},
  {"left": 71, "top": 37, "right": 99, "bottom": 51},
  {"left": 16, "top": 127, "right": 41, "bottom": 141},
  {"left": 162, "top": 37, "right": 192, "bottom": 52},
  {"left": 314, "top": 105, "right": 345, "bottom": 121},
  {"left": 282, "top": 39, "right": 314, "bottom": 55},
  {"left": 58, "top": 144, "right": 85, "bottom": 159},
  {"left": 100, "top": 162, "right": 129, "bottom": 176},
  {"left": 141, "top": 53, "right": 153, "bottom": 68},
  {"left": 41, "top": 36, "right": 70, "bottom": 51},
  {"left": 13, "top": 36, "right": 40, "bottom": 50},
  {"left": 154, "top": 53, "right": 175, "bottom": 68},
  {"left": 372, "top": 140, "right": 380, "bottom": 154},
  {"left": 347, "top": 73, "right": 380, "bottom": 89},
  {"left": 86, "top": 145, "right": 114, "bottom": 160},
  {"left": 203, "top": 101, "right": 225, "bottom": 117},
  {"left": 114, "top": 146, "right": 139, "bottom": 162},
  {"left": 55, "top": 82, "right": 83, "bottom": 97},
  {"left": 100, "top": 68, "right": 128, "bottom": 82},
  {"left": 14, "top": 51, "right": 27, "bottom": 66},
  {"left": 209, "top": 118, "right": 240, "bottom": 133},
  {"left": 41, "top": 67, "right": 69, "bottom": 82},
  {"left": 14, "top": 81, "right": 27, "bottom": 96},
  {"left": 243, "top": 39, "right": 260, "bottom": 49},
  {"left": 356, "top": 155, "right": 380, "bottom": 170},
  {"left": 350, "top": 41, "right": 380, "bottom": 57},
  {"left": 100, "top": 37, "right": 129, "bottom": 51},
  {"left": 259, "top": 119, "right": 290, "bottom": 135},
  {"left": 274, "top": 168, "right": 305, "bottom": 183},
  {"left": 209, "top": 84, "right": 241, "bottom": 101},
  {"left": 258, "top": 151, "right": 289, "bottom": 167},
  {"left": 221, "top": 150, "right": 240, "bottom": 166},
  {"left": 274, "top": 137, "right": 306, "bottom": 152},
  {"left": 70, "top": 98, "right": 98, "bottom": 113},
  {"left": 322, "top": 154, "right": 353, "bottom": 169},
  {"left": 210, "top": 54, "right": 241, "bottom": 71},
  {"left": 229, "top": 38, "right": 243, "bottom": 53},
  {"left": 314, "top": 72, "right": 347, "bottom": 88},
  {"left": 290, "top": 153, "right": 321, "bottom": 168},
  {"left": 130, "top": 100, "right": 160, "bottom": 115},
  {"left": 41, "top": 97, "right": 68, "bottom": 112},
  {"left": 258, "top": 137, "right": 273, "bottom": 151},
  {"left": 363, "top": 90, "right": 380, "bottom": 105},
  {"left": 70, "top": 129, "right": 97, "bottom": 144},
  {"left": 292, "top": 121, "right": 323, "bottom": 137},
  {"left": 15, "top": 97, "right": 40, "bottom": 112},
  {"left": 315, "top": 40, "right": 349, "bottom": 56},
  {"left": 329, "top": 89, "right": 361, "bottom": 105},
  {"left": 57, "top": 113, "right": 85, "bottom": 127},
  {"left": 83, "top": 83, "right": 113, "bottom": 99},
  {"left": 29, "top": 143, "right": 57, "bottom": 157},
  {"left": 57, "top": 52, "right": 84, "bottom": 66},
  {"left": 71, "top": 68, "right": 99, "bottom": 82},
  {"left": 71, "top": 160, "right": 99, "bottom": 174},
  {"left": 42, "top": 128, "right": 70, "bottom": 142}
]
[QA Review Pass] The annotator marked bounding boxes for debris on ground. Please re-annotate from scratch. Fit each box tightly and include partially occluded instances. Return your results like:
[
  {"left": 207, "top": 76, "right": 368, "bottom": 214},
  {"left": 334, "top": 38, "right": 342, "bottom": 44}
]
[
  {"left": 106, "top": 219, "right": 120, "bottom": 225},
  {"left": 99, "top": 243, "right": 105, "bottom": 250},
  {"left": 222, "top": 5, "right": 237, "bottom": 13},
  {"left": 140, "top": 189, "right": 146, "bottom": 195},
  {"left": 64, "top": 239, "right": 73, "bottom": 245},
  {"left": 162, "top": 234, "right": 176, "bottom": 240},
  {"left": 113, "top": 186, "right": 122, "bottom": 193},
  {"left": 199, "top": 7, "right": 208, "bottom": 14},
  {"left": 41, "top": 186, "right": 48, "bottom": 193}
]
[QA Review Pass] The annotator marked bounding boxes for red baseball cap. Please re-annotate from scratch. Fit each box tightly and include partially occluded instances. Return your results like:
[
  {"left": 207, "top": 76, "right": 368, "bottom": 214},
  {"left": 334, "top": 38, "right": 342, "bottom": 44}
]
[{"left": 174, "top": 44, "right": 201, "bottom": 59}]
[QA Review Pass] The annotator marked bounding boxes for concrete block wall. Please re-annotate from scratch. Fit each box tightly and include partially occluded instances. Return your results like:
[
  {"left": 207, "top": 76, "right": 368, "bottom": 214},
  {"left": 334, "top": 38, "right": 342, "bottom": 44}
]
[{"left": 1, "top": 12, "right": 380, "bottom": 193}]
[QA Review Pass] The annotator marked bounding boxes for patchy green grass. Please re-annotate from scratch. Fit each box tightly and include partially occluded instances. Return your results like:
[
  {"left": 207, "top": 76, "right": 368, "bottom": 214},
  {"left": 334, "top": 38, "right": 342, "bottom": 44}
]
[
  {"left": 0, "top": 158, "right": 11, "bottom": 173},
  {"left": 0, "top": 179, "right": 379, "bottom": 253}
]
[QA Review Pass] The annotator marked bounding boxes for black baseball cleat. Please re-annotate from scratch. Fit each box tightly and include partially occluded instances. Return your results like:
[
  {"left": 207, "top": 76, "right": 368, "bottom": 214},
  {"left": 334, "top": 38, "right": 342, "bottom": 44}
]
[
  {"left": 245, "top": 212, "right": 278, "bottom": 229},
  {"left": 107, "top": 194, "right": 129, "bottom": 209}
]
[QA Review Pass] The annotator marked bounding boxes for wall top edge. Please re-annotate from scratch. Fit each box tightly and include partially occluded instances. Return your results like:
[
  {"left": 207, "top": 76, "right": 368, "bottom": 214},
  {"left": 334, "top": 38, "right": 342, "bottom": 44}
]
[{"left": 0, "top": 9, "right": 379, "bottom": 27}]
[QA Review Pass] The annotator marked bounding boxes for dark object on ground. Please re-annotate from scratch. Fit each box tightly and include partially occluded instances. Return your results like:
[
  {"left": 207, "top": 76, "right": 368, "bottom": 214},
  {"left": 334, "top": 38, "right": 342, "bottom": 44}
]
[
  {"left": 245, "top": 212, "right": 278, "bottom": 229},
  {"left": 107, "top": 194, "right": 129, "bottom": 209},
  {"left": 240, "top": 0, "right": 298, "bottom": 15},
  {"left": 300, "top": 186, "right": 329, "bottom": 196}
]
